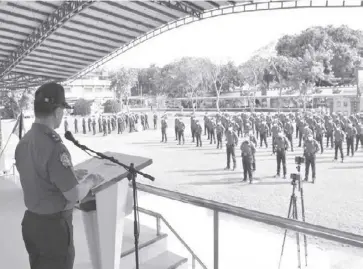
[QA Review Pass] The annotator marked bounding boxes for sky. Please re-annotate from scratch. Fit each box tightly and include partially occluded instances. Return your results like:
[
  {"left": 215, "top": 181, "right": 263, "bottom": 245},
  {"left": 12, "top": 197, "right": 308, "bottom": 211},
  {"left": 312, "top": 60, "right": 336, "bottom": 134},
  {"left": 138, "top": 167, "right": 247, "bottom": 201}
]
[{"left": 102, "top": 6, "right": 363, "bottom": 70}]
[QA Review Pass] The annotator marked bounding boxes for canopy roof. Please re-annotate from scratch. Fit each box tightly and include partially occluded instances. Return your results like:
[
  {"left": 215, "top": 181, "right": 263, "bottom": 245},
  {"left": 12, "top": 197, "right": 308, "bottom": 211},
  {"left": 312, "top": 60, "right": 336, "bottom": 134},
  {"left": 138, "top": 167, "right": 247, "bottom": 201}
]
[{"left": 0, "top": 0, "right": 361, "bottom": 89}]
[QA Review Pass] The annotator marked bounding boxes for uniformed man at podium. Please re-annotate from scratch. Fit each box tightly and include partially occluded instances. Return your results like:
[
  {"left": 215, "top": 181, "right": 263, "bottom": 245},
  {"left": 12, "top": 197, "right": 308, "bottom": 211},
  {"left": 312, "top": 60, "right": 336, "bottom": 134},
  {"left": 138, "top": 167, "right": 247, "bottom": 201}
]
[{"left": 15, "top": 82, "right": 104, "bottom": 269}]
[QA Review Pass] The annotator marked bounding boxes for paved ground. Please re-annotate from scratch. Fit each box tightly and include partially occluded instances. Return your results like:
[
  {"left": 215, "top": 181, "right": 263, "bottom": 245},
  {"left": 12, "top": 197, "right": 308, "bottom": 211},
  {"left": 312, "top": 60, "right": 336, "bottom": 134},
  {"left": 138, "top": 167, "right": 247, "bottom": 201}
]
[{"left": 1, "top": 115, "right": 363, "bottom": 256}]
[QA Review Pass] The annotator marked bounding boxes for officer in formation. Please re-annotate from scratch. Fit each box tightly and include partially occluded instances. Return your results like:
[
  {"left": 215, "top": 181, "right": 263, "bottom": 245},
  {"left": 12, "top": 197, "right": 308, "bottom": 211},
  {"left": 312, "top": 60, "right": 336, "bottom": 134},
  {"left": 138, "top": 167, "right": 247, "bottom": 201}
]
[
  {"left": 225, "top": 124, "right": 238, "bottom": 170},
  {"left": 65, "top": 112, "right": 153, "bottom": 137},
  {"left": 64, "top": 117, "right": 69, "bottom": 132},
  {"left": 240, "top": 136, "right": 256, "bottom": 183},
  {"left": 153, "top": 113, "right": 158, "bottom": 129},
  {"left": 161, "top": 115, "right": 168, "bottom": 143},
  {"left": 177, "top": 118, "right": 185, "bottom": 145},
  {"left": 274, "top": 132, "right": 289, "bottom": 178},
  {"left": 303, "top": 134, "right": 320, "bottom": 183},
  {"left": 172, "top": 110, "right": 363, "bottom": 181},
  {"left": 15, "top": 82, "right": 104, "bottom": 269}
]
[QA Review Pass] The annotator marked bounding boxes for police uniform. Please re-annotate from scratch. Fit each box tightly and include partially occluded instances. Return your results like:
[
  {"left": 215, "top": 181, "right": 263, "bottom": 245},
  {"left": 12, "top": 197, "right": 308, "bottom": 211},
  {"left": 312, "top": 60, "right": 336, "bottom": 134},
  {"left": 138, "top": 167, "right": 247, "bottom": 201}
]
[
  {"left": 225, "top": 127, "right": 238, "bottom": 170},
  {"left": 15, "top": 83, "right": 76, "bottom": 269},
  {"left": 161, "top": 117, "right": 168, "bottom": 143},
  {"left": 274, "top": 133, "right": 289, "bottom": 178},
  {"left": 303, "top": 135, "right": 320, "bottom": 183},
  {"left": 177, "top": 118, "right": 185, "bottom": 145},
  {"left": 240, "top": 139, "right": 255, "bottom": 183}
]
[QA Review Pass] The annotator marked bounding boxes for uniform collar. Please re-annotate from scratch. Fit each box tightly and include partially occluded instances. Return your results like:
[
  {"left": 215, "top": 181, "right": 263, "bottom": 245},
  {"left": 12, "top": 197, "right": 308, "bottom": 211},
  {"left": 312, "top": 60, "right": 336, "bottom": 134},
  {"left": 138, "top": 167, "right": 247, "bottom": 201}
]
[{"left": 32, "top": 123, "right": 60, "bottom": 139}]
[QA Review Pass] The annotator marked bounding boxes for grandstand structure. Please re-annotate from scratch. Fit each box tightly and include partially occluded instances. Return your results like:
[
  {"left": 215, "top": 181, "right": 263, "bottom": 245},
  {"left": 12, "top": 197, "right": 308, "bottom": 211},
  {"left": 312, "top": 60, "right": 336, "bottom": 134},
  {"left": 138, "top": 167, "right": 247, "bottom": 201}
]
[{"left": 2, "top": 1, "right": 363, "bottom": 268}]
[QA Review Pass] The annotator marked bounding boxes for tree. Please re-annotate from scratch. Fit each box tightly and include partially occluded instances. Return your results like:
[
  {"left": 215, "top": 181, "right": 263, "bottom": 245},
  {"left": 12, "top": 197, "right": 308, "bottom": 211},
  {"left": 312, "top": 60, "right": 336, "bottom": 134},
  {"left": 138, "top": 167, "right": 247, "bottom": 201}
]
[
  {"left": 276, "top": 25, "right": 363, "bottom": 85},
  {"left": 103, "top": 100, "right": 121, "bottom": 113},
  {"left": 110, "top": 67, "right": 138, "bottom": 108},
  {"left": 73, "top": 98, "right": 92, "bottom": 116}
]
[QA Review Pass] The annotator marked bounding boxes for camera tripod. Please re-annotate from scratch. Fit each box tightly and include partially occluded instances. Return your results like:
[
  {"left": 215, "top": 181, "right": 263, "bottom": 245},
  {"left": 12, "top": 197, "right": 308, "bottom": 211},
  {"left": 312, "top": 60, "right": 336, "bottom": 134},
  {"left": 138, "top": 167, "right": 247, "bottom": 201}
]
[{"left": 278, "top": 163, "right": 308, "bottom": 269}]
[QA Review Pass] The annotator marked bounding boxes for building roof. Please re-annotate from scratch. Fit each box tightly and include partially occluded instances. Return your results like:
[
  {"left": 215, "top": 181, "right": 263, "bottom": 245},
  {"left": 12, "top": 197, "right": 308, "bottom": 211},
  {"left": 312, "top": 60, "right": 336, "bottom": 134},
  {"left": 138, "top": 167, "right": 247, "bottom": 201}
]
[
  {"left": 2, "top": 1, "right": 362, "bottom": 90},
  {"left": 0, "top": 1, "right": 246, "bottom": 89}
]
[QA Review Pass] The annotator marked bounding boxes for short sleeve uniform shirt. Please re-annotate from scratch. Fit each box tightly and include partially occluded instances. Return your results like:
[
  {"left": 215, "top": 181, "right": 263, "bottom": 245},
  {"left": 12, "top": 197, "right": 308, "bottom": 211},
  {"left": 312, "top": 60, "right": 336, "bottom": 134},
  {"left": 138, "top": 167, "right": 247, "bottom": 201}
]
[{"left": 15, "top": 123, "right": 79, "bottom": 214}]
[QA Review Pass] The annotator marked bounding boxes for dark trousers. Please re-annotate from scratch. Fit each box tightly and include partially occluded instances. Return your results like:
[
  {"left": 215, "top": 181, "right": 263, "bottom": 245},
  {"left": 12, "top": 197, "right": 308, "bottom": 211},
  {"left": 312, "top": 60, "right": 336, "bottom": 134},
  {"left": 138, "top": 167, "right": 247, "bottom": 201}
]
[
  {"left": 178, "top": 130, "right": 185, "bottom": 145},
  {"left": 326, "top": 132, "right": 333, "bottom": 148},
  {"left": 82, "top": 126, "right": 86, "bottom": 134},
  {"left": 347, "top": 137, "right": 354, "bottom": 156},
  {"left": 74, "top": 125, "right": 78, "bottom": 133},
  {"left": 226, "top": 144, "right": 236, "bottom": 169},
  {"left": 191, "top": 128, "right": 196, "bottom": 142},
  {"left": 237, "top": 128, "right": 242, "bottom": 137},
  {"left": 316, "top": 134, "right": 323, "bottom": 153},
  {"left": 21, "top": 210, "right": 74, "bottom": 269},
  {"left": 161, "top": 128, "right": 167, "bottom": 142},
  {"left": 175, "top": 127, "right": 178, "bottom": 140},
  {"left": 334, "top": 141, "right": 344, "bottom": 160},
  {"left": 216, "top": 133, "right": 223, "bottom": 149},
  {"left": 210, "top": 130, "right": 216, "bottom": 144},
  {"left": 276, "top": 150, "right": 286, "bottom": 176},
  {"left": 242, "top": 157, "right": 252, "bottom": 181},
  {"left": 196, "top": 133, "right": 202, "bottom": 147},
  {"left": 295, "top": 124, "right": 299, "bottom": 138},
  {"left": 356, "top": 134, "right": 363, "bottom": 150},
  {"left": 286, "top": 133, "right": 293, "bottom": 151},
  {"left": 305, "top": 155, "right": 316, "bottom": 179},
  {"left": 260, "top": 133, "right": 268, "bottom": 148},
  {"left": 154, "top": 120, "right": 157, "bottom": 129},
  {"left": 272, "top": 137, "right": 277, "bottom": 153},
  {"left": 92, "top": 126, "right": 96, "bottom": 135},
  {"left": 99, "top": 123, "right": 102, "bottom": 133},
  {"left": 204, "top": 124, "right": 207, "bottom": 135}
]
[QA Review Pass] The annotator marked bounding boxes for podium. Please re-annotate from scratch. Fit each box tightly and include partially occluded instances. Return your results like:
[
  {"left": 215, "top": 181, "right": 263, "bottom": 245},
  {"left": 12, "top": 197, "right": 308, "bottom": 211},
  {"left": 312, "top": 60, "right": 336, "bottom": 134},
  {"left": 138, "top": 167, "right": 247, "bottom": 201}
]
[{"left": 75, "top": 152, "right": 152, "bottom": 269}]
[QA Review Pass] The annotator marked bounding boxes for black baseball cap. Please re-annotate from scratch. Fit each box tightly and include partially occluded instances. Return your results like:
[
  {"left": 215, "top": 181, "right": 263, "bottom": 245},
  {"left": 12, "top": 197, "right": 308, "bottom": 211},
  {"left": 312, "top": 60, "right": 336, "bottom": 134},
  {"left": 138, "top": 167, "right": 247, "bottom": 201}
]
[{"left": 34, "top": 82, "right": 71, "bottom": 109}]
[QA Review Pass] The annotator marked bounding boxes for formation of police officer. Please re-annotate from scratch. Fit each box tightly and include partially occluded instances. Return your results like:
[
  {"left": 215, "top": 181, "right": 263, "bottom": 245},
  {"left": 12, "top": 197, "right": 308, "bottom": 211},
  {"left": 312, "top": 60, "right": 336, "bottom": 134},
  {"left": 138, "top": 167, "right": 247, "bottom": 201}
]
[
  {"left": 62, "top": 112, "right": 153, "bottom": 137},
  {"left": 179, "top": 110, "right": 363, "bottom": 182}
]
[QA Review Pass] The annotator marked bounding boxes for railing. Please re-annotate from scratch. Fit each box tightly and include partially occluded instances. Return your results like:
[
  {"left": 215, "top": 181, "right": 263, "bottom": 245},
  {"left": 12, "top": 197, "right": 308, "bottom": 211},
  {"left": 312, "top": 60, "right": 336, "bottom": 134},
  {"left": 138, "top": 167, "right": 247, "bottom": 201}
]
[
  {"left": 135, "top": 182, "right": 363, "bottom": 269},
  {"left": 138, "top": 207, "right": 207, "bottom": 269}
]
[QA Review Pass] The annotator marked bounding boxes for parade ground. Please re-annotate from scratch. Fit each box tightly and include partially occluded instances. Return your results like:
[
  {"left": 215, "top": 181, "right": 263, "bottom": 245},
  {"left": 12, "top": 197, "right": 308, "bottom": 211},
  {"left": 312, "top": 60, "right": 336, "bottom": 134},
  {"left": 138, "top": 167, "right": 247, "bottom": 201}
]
[{"left": 1, "top": 114, "right": 363, "bottom": 259}]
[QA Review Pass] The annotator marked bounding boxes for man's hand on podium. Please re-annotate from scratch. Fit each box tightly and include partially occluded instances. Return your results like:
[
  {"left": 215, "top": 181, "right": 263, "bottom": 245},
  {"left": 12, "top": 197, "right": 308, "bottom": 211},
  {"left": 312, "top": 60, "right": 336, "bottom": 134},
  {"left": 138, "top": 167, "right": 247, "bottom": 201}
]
[
  {"left": 85, "top": 173, "right": 105, "bottom": 188},
  {"left": 75, "top": 169, "right": 88, "bottom": 181}
]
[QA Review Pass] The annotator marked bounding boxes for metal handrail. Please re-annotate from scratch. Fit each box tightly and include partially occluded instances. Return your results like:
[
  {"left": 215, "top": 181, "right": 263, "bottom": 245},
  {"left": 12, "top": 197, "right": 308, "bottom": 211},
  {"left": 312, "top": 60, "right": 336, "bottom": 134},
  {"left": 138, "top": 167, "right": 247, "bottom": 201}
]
[
  {"left": 136, "top": 183, "right": 363, "bottom": 249},
  {"left": 138, "top": 207, "right": 208, "bottom": 269}
]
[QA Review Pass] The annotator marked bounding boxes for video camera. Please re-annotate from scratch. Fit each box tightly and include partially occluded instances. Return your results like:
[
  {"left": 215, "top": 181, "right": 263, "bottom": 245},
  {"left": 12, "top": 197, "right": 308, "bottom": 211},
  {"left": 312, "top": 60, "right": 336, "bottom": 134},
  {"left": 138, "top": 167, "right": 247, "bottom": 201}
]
[
  {"left": 295, "top": 156, "right": 305, "bottom": 165},
  {"left": 290, "top": 173, "right": 302, "bottom": 190}
]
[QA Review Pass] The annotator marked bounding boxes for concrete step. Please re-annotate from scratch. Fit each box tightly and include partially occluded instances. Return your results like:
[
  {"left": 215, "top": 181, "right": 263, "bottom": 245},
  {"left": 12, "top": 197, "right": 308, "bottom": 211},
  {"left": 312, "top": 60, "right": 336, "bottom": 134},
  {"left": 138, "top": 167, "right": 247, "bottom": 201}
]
[
  {"left": 137, "top": 251, "right": 188, "bottom": 269},
  {"left": 121, "top": 219, "right": 168, "bottom": 268}
]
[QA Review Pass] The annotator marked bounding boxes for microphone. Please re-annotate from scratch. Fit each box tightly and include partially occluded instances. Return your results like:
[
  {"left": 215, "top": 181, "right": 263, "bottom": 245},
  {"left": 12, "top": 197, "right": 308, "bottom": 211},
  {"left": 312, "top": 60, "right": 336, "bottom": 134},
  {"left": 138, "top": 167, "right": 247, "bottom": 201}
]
[
  {"left": 64, "top": 131, "right": 78, "bottom": 144},
  {"left": 64, "top": 131, "right": 92, "bottom": 152}
]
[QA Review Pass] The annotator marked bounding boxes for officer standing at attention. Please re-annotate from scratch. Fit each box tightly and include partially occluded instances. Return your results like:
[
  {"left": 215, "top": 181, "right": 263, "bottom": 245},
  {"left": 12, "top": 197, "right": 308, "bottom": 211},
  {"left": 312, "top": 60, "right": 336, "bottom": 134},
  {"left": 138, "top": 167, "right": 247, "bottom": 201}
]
[
  {"left": 82, "top": 117, "right": 86, "bottom": 134},
  {"left": 177, "top": 118, "right": 185, "bottom": 145},
  {"left": 161, "top": 116, "right": 168, "bottom": 143},
  {"left": 153, "top": 113, "right": 158, "bottom": 129},
  {"left": 92, "top": 117, "right": 96, "bottom": 135},
  {"left": 216, "top": 122, "right": 225, "bottom": 149},
  {"left": 274, "top": 132, "right": 289, "bottom": 178},
  {"left": 334, "top": 124, "right": 345, "bottom": 162},
  {"left": 74, "top": 117, "right": 78, "bottom": 133},
  {"left": 64, "top": 117, "right": 68, "bottom": 132},
  {"left": 15, "top": 82, "right": 103, "bottom": 269},
  {"left": 195, "top": 120, "right": 203, "bottom": 147},
  {"left": 303, "top": 135, "right": 320, "bottom": 183},
  {"left": 224, "top": 125, "right": 238, "bottom": 170},
  {"left": 240, "top": 138, "right": 256, "bottom": 183},
  {"left": 102, "top": 117, "right": 107, "bottom": 136}
]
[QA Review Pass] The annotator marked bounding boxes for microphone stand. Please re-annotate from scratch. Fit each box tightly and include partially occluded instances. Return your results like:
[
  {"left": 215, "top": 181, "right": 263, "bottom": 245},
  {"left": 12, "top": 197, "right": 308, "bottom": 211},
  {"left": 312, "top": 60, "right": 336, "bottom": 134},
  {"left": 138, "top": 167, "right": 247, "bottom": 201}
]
[{"left": 69, "top": 135, "right": 154, "bottom": 269}]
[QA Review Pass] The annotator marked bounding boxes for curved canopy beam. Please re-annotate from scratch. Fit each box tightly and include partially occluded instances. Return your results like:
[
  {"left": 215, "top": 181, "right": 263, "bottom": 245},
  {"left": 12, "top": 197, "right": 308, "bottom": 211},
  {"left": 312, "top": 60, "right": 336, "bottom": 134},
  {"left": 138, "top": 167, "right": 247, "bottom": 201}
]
[
  {"left": 0, "top": 0, "right": 362, "bottom": 89},
  {"left": 68, "top": 0, "right": 363, "bottom": 83}
]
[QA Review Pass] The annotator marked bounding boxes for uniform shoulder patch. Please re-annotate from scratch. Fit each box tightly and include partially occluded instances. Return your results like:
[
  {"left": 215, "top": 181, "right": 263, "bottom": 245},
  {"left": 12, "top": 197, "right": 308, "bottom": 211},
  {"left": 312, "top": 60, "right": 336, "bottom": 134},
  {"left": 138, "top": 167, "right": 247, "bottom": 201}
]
[
  {"left": 60, "top": 152, "right": 72, "bottom": 167},
  {"left": 46, "top": 131, "right": 61, "bottom": 142}
]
